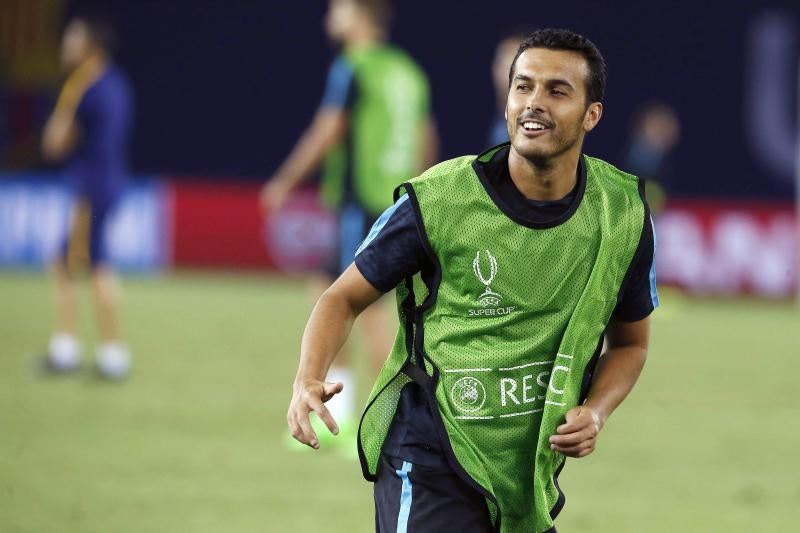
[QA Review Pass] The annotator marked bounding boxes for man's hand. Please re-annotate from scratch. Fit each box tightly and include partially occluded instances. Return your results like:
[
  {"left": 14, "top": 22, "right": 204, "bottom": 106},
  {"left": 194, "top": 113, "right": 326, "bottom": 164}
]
[
  {"left": 287, "top": 379, "right": 344, "bottom": 449},
  {"left": 549, "top": 405, "right": 603, "bottom": 458},
  {"left": 259, "top": 179, "right": 292, "bottom": 214},
  {"left": 42, "top": 113, "right": 79, "bottom": 162}
]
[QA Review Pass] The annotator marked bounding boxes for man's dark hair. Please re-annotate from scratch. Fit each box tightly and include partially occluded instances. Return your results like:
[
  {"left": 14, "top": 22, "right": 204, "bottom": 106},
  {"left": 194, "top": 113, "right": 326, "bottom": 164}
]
[
  {"left": 352, "top": 0, "right": 392, "bottom": 28},
  {"left": 73, "top": 15, "right": 117, "bottom": 56},
  {"left": 509, "top": 28, "right": 607, "bottom": 104}
]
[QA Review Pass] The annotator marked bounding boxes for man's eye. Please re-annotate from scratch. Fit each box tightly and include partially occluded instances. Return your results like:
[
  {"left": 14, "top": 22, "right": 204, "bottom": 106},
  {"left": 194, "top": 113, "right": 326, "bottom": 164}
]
[
  {"left": 517, "top": 84, "right": 529, "bottom": 91},
  {"left": 552, "top": 90, "right": 566, "bottom": 96}
]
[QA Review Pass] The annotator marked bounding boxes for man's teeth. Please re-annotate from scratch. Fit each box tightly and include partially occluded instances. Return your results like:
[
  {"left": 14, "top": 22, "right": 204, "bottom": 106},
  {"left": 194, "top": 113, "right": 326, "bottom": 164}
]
[{"left": 522, "top": 121, "right": 547, "bottom": 131}]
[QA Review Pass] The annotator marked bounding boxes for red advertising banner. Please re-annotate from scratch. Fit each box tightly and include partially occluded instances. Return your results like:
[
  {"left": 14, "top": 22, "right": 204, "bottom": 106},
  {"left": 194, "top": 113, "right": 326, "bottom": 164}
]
[
  {"left": 171, "top": 182, "right": 273, "bottom": 269},
  {"left": 656, "top": 200, "right": 796, "bottom": 296},
  {"left": 170, "top": 181, "right": 334, "bottom": 272},
  {"left": 169, "top": 180, "right": 798, "bottom": 296}
]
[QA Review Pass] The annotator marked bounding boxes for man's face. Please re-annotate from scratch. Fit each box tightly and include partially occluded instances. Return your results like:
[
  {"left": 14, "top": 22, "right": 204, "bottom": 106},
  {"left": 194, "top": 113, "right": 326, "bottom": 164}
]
[
  {"left": 325, "top": 0, "right": 359, "bottom": 43},
  {"left": 60, "top": 20, "right": 92, "bottom": 71},
  {"left": 506, "top": 48, "right": 600, "bottom": 163}
]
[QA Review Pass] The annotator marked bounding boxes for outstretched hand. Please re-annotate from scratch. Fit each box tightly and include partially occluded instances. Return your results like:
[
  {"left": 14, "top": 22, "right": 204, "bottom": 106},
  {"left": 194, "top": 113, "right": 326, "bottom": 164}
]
[
  {"left": 287, "top": 379, "right": 344, "bottom": 449},
  {"left": 259, "top": 180, "right": 292, "bottom": 214},
  {"left": 549, "top": 406, "right": 603, "bottom": 458}
]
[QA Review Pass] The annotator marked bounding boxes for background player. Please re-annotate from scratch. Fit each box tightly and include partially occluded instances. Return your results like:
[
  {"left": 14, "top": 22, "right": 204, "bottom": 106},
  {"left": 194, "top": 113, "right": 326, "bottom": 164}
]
[
  {"left": 623, "top": 101, "right": 681, "bottom": 214},
  {"left": 260, "top": 0, "right": 438, "bottom": 449},
  {"left": 487, "top": 32, "right": 526, "bottom": 146},
  {"left": 40, "top": 15, "right": 134, "bottom": 380}
]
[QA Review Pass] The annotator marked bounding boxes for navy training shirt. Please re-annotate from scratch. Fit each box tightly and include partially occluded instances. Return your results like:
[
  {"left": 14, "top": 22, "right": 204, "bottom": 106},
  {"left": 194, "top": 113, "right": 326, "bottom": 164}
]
[
  {"left": 319, "top": 55, "right": 360, "bottom": 205},
  {"left": 66, "top": 65, "right": 133, "bottom": 204},
  {"left": 354, "top": 146, "right": 659, "bottom": 467}
]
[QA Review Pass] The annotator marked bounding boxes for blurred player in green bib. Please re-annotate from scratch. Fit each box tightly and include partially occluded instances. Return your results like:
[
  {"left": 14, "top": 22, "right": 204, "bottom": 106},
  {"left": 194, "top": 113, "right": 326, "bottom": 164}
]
[
  {"left": 261, "top": 0, "right": 437, "bottom": 453},
  {"left": 286, "top": 29, "right": 658, "bottom": 532}
]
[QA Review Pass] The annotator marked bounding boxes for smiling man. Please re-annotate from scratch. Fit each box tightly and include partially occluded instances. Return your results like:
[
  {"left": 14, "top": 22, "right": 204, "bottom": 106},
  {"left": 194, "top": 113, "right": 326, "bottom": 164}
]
[{"left": 286, "top": 29, "right": 658, "bottom": 532}]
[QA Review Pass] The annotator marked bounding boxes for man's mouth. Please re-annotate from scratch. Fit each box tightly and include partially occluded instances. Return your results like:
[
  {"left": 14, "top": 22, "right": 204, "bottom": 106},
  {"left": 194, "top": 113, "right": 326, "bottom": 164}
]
[{"left": 520, "top": 119, "right": 550, "bottom": 132}]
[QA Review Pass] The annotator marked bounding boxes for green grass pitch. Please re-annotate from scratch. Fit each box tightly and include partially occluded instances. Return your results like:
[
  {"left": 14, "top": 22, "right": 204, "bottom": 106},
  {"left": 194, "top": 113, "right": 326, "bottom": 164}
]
[{"left": 0, "top": 271, "right": 797, "bottom": 532}]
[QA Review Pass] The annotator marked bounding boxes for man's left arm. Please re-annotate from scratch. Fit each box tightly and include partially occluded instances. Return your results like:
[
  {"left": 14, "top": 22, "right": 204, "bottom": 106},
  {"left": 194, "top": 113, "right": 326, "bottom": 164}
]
[
  {"left": 42, "top": 60, "right": 104, "bottom": 162},
  {"left": 549, "top": 316, "right": 650, "bottom": 458}
]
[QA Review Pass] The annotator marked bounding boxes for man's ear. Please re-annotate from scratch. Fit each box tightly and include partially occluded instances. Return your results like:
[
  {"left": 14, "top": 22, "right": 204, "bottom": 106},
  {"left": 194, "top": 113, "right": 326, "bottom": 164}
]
[{"left": 583, "top": 102, "right": 603, "bottom": 133}]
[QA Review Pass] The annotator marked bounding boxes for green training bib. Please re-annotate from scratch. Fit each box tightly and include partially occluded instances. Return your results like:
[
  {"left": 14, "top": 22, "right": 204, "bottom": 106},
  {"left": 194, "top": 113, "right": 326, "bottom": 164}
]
[{"left": 359, "top": 145, "right": 646, "bottom": 532}]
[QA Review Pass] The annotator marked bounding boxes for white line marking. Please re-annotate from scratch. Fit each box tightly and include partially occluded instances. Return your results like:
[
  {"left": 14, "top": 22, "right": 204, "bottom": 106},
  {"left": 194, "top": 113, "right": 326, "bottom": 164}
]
[
  {"left": 545, "top": 400, "right": 566, "bottom": 406},
  {"left": 498, "top": 361, "right": 551, "bottom": 371},
  {"left": 499, "top": 408, "right": 543, "bottom": 418},
  {"left": 454, "top": 415, "right": 495, "bottom": 420},
  {"left": 443, "top": 368, "right": 492, "bottom": 373},
  {"left": 556, "top": 353, "right": 573, "bottom": 359}
]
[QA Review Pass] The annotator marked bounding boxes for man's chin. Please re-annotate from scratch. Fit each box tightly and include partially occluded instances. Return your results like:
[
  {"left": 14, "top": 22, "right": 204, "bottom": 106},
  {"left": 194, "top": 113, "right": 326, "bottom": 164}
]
[{"left": 511, "top": 141, "right": 553, "bottom": 162}]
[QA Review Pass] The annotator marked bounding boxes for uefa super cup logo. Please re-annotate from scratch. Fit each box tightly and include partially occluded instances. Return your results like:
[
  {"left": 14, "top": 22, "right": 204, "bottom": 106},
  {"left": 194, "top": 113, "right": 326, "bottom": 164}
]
[
  {"left": 450, "top": 376, "right": 487, "bottom": 413},
  {"left": 473, "top": 250, "right": 502, "bottom": 307}
]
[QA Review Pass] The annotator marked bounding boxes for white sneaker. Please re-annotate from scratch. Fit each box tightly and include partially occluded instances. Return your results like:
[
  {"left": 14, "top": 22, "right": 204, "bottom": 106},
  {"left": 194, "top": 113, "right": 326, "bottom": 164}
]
[
  {"left": 45, "top": 333, "right": 82, "bottom": 372},
  {"left": 95, "top": 342, "right": 131, "bottom": 380}
]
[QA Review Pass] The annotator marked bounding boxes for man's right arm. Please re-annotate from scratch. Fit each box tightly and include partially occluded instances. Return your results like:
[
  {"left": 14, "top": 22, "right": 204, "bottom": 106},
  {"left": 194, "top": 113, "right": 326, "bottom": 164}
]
[
  {"left": 287, "top": 194, "right": 426, "bottom": 449},
  {"left": 260, "top": 108, "right": 348, "bottom": 212},
  {"left": 288, "top": 264, "right": 382, "bottom": 449},
  {"left": 260, "top": 56, "right": 355, "bottom": 212}
]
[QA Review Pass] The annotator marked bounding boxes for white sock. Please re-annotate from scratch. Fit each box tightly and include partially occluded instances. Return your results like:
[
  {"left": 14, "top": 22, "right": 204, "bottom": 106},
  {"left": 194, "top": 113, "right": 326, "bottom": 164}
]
[
  {"left": 96, "top": 342, "right": 131, "bottom": 378},
  {"left": 325, "top": 366, "right": 355, "bottom": 422},
  {"left": 48, "top": 333, "right": 81, "bottom": 369}
]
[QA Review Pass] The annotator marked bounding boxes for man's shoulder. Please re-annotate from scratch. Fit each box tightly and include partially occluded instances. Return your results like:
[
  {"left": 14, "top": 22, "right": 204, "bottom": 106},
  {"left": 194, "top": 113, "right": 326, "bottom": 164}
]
[
  {"left": 583, "top": 156, "right": 648, "bottom": 225},
  {"left": 89, "top": 66, "right": 133, "bottom": 104},
  {"left": 408, "top": 155, "right": 478, "bottom": 187},
  {"left": 584, "top": 155, "right": 639, "bottom": 184},
  {"left": 328, "top": 53, "right": 356, "bottom": 77},
  {"left": 350, "top": 45, "right": 428, "bottom": 83}
]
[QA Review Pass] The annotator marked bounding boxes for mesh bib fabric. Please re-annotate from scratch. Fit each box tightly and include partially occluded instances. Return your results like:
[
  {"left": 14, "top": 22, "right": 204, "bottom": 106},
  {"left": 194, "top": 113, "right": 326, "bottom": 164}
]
[{"left": 358, "top": 146, "right": 645, "bottom": 532}]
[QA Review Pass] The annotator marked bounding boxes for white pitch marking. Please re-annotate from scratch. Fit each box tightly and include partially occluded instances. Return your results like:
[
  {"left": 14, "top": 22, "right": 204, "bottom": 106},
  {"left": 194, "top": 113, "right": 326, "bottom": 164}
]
[
  {"left": 499, "top": 408, "right": 544, "bottom": 418},
  {"left": 556, "top": 353, "right": 573, "bottom": 359}
]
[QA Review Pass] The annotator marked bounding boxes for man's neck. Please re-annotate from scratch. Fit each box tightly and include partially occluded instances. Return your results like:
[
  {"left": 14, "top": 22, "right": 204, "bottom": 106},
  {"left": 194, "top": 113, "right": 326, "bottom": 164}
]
[
  {"left": 74, "top": 52, "right": 109, "bottom": 77},
  {"left": 507, "top": 146, "right": 581, "bottom": 201},
  {"left": 345, "top": 26, "right": 385, "bottom": 50}
]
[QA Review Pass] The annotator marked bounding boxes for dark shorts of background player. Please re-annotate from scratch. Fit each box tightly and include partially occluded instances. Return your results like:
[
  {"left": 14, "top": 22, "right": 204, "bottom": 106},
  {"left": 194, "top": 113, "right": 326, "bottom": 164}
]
[
  {"left": 58, "top": 196, "right": 119, "bottom": 275},
  {"left": 374, "top": 454, "right": 494, "bottom": 532},
  {"left": 324, "top": 202, "right": 377, "bottom": 280}
]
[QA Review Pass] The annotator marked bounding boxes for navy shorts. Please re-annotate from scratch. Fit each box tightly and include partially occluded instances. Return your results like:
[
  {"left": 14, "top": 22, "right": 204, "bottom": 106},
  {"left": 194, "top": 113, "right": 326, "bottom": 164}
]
[
  {"left": 324, "top": 202, "right": 377, "bottom": 279},
  {"left": 374, "top": 454, "right": 493, "bottom": 532},
  {"left": 58, "top": 196, "right": 118, "bottom": 274}
]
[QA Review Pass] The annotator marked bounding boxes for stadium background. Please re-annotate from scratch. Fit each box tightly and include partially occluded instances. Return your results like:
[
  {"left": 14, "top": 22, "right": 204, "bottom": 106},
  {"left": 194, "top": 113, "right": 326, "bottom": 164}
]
[{"left": 1, "top": 0, "right": 798, "bottom": 531}]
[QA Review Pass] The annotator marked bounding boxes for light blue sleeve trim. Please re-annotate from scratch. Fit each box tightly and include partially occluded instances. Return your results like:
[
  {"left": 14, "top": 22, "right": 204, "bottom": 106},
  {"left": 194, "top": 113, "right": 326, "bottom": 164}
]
[
  {"left": 339, "top": 204, "right": 367, "bottom": 273},
  {"left": 395, "top": 461, "right": 413, "bottom": 533},
  {"left": 320, "top": 55, "right": 355, "bottom": 109},
  {"left": 649, "top": 215, "right": 660, "bottom": 309},
  {"left": 354, "top": 194, "right": 409, "bottom": 257}
]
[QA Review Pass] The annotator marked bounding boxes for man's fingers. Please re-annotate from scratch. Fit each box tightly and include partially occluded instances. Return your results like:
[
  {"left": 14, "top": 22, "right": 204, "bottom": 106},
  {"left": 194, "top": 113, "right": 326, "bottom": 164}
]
[
  {"left": 295, "top": 408, "right": 319, "bottom": 449},
  {"left": 287, "top": 411, "right": 301, "bottom": 440},
  {"left": 285, "top": 380, "right": 344, "bottom": 449},
  {"left": 556, "top": 407, "right": 585, "bottom": 434},
  {"left": 551, "top": 438, "right": 596, "bottom": 458},
  {"left": 556, "top": 416, "right": 591, "bottom": 436},
  {"left": 549, "top": 427, "right": 594, "bottom": 447},
  {"left": 309, "top": 397, "right": 339, "bottom": 436},
  {"left": 557, "top": 408, "right": 600, "bottom": 435},
  {"left": 321, "top": 381, "right": 344, "bottom": 402}
]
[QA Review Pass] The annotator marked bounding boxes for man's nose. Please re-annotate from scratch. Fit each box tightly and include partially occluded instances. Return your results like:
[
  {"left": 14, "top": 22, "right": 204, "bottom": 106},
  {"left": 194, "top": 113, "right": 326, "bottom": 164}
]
[{"left": 526, "top": 87, "right": 546, "bottom": 113}]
